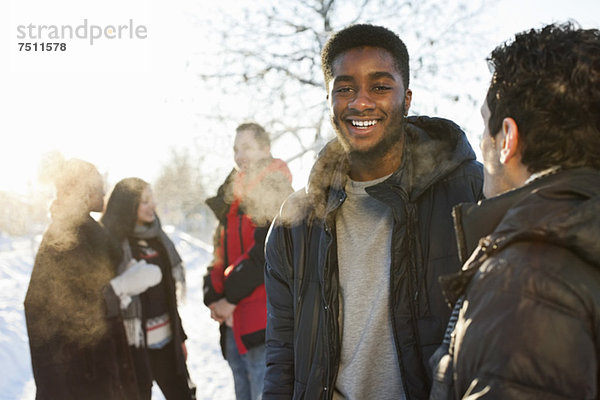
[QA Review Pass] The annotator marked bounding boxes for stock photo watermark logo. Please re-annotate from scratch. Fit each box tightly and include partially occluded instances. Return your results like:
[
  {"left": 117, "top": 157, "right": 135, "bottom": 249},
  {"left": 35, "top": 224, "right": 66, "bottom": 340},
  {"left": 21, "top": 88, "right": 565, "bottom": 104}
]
[{"left": 16, "top": 19, "right": 148, "bottom": 46}]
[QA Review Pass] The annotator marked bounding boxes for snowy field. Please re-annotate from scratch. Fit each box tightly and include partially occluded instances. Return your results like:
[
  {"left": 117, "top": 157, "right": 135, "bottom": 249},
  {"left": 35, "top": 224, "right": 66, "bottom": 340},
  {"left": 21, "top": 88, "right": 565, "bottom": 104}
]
[{"left": 0, "top": 228, "right": 236, "bottom": 400}]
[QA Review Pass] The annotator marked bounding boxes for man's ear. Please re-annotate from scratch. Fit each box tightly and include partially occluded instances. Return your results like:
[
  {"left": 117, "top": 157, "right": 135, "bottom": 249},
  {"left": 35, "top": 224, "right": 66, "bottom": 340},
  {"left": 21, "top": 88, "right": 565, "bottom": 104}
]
[
  {"left": 404, "top": 89, "right": 412, "bottom": 116},
  {"left": 499, "top": 117, "right": 519, "bottom": 164},
  {"left": 264, "top": 145, "right": 272, "bottom": 157}
]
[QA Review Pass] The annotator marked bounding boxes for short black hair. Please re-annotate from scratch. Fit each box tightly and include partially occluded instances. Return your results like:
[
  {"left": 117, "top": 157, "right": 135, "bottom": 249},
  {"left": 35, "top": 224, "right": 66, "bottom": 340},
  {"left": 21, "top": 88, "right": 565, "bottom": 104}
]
[
  {"left": 321, "top": 24, "right": 410, "bottom": 89},
  {"left": 486, "top": 22, "right": 600, "bottom": 172},
  {"left": 236, "top": 122, "right": 270, "bottom": 149}
]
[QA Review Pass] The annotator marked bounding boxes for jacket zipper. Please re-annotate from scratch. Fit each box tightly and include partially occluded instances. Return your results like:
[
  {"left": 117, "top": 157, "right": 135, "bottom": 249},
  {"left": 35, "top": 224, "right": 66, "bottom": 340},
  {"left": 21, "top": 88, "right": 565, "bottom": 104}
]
[
  {"left": 322, "top": 191, "right": 345, "bottom": 400},
  {"left": 238, "top": 214, "right": 244, "bottom": 254},
  {"left": 323, "top": 221, "right": 333, "bottom": 399},
  {"left": 390, "top": 186, "right": 412, "bottom": 399}
]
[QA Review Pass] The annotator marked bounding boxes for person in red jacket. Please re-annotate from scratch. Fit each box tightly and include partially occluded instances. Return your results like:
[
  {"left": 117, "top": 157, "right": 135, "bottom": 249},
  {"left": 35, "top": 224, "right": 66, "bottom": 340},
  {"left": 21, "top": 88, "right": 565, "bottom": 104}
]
[{"left": 203, "top": 122, "right": 293, "bottom": 400}]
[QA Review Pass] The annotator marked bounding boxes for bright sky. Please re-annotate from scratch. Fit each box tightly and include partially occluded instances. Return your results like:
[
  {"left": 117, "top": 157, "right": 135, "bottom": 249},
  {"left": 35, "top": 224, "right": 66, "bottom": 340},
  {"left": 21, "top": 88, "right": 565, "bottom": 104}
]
[{"left": 1, "top": 0, "right": 598, "bottom": 197}]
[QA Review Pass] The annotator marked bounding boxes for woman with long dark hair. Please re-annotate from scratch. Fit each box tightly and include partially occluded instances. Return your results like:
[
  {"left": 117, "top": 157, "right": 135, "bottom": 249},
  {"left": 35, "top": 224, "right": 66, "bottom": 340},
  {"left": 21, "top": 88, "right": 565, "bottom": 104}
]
[{"left": 102, "top": 177, "right": 195, "bottom": 400}]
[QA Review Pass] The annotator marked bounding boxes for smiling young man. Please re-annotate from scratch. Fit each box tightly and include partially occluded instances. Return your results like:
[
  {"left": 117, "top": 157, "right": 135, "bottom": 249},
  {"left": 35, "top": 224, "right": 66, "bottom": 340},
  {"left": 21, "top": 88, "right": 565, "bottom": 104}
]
[
  {"left": 263, "top": 24, "right": 483, "bottom": 399},
  {"left": 429, "top": 23, "right": 600, "bottom": 399}
]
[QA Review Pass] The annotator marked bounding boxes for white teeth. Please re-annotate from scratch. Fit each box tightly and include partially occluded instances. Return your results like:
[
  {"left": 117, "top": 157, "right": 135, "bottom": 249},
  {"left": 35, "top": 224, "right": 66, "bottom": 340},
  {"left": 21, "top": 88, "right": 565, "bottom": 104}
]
[{"left": 351, "top": 120, "right": 377, "bottom": 127}]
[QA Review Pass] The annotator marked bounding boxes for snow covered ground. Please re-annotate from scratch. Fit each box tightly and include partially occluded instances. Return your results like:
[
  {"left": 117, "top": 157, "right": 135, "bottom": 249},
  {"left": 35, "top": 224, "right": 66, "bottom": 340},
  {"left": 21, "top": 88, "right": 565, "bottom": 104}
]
[{"left": 0, "top": 228, "right": 236, "bottom": 400}]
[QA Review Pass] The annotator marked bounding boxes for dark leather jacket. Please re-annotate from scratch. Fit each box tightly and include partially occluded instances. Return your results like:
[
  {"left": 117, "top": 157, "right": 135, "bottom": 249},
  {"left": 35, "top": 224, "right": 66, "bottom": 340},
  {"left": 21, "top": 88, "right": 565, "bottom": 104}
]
[
  {"left": 264, "top": 116, "right": 483, "bottom": 399},
  {"left": 430, "top": 167, "right": 600, "bottom": 400}
]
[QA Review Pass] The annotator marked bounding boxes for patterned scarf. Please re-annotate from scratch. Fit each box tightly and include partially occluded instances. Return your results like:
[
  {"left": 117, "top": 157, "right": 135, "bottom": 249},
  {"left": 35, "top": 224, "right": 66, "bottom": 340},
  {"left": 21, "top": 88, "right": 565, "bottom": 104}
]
[{"left": 117, "top": 218, "right": 186, "bottom": 347}]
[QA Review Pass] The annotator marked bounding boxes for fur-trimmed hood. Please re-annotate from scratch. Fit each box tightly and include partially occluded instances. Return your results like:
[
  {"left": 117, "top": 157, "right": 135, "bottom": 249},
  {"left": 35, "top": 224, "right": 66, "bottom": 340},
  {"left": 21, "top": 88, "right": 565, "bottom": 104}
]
[{"left": 305, "top": 116, "right": 477, "bottom": 219}]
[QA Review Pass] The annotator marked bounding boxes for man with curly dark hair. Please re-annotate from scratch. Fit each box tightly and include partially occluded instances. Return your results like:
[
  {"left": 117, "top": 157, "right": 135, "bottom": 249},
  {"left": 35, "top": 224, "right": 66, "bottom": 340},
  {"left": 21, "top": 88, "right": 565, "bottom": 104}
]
[
  {"left": 264, "top": 24, "right": 483, "bottom": 399},
  {"left": 430, "top": 22, "right": 600, "bottom": 399}
]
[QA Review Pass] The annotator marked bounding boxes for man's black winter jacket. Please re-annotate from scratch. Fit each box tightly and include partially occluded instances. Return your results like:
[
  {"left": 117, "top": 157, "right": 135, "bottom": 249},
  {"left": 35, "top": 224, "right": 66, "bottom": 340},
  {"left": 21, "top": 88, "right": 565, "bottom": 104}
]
[
  {"left": 264, "top": 116, "right": 483, "bottom": 399},
  {"left": 430, "top": 167, "right": 600, "bottom": 399}
]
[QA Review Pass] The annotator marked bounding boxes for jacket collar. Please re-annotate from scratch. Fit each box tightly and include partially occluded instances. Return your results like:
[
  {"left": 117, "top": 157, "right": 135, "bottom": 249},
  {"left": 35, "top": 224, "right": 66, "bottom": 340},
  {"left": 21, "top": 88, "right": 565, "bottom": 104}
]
[
  {"left": 444, "top": 167, "right": 600, "bottom": 305},
  {"left": 454, "top": 167, "right": 600, "bottom": 264},
  {"left": 306, "top": 116, "right": 477, "bottom": 218},
  {"left": 452, "top": 181, "right": 539, "bottom": 265}
]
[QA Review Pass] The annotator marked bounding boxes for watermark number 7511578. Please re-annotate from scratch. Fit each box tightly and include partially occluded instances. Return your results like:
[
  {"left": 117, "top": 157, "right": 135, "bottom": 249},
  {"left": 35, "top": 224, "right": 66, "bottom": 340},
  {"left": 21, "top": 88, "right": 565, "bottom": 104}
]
[{"left": 18, "top": 42, "right": 67, "bottom": 51}]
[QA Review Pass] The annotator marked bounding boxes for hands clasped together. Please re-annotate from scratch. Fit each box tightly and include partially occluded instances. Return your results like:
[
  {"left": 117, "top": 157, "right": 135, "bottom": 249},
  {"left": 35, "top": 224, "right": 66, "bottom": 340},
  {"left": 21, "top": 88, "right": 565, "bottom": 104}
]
[{"left": 209, "top": 298, "right": 235, "bottom": 327}]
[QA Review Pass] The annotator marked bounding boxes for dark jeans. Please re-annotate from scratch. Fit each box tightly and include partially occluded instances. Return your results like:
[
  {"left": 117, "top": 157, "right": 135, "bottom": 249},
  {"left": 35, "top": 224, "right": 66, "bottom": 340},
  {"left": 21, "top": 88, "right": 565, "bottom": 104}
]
[{"left": 132, "top": 342, "right": 195, "bottom": 400}]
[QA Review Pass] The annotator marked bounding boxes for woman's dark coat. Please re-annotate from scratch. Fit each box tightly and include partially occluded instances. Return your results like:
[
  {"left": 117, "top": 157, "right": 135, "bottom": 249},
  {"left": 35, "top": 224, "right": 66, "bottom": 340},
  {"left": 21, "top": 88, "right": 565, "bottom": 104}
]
[{"left": 24, "top": 215, "right": 138, "bottom": 400}]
